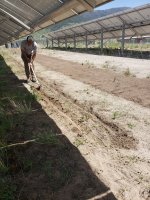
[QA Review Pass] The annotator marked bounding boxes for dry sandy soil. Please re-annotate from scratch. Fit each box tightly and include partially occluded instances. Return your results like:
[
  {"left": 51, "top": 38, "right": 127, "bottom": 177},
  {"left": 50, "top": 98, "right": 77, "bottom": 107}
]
[{"left": 2, "top": 48, "right": 150, "bottom": 200}]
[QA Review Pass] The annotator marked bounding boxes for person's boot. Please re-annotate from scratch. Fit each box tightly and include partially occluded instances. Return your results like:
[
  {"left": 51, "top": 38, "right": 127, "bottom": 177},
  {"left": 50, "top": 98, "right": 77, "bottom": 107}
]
[
  {"left": 31, "top": 76, "right": 36, "bottom": 82},
  {"left": 26, "top": 78, "right": 31, "bottom": 83}
]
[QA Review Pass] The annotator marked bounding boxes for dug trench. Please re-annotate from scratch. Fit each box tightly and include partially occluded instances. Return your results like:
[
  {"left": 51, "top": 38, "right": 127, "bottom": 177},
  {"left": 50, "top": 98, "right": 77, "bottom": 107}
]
[
  {"left": 38, "top": 79, "right": 138, "bottom": 150},
  {"left": 1, "top": 49, "right": 150, "bottom": 200}
]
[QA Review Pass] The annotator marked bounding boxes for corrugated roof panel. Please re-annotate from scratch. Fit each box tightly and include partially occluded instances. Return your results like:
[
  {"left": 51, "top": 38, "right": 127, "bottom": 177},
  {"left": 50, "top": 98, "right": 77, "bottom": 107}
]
[
  {"left": 108, "top": 17, "right": 122, "bottom": 27},
  {"left": 23, "top": 0, "right": 66, "bottom": 15},
  {"left": 48, "top": 33, "right": 55, "bottom": 38},
  {"left": 110, "top": 29, "right": 132, "bottom": 38},
  {"left": 63, "top": 29, "right": 75, "bottom": 35},
  {"left": 3, "top": 20, "right": 20, "bottom": 31},
  {"left": 87, "top": 34, "right": 98, "bottom": 40},
  {"left": 83, "top": 22, "right": 101, "bottom": 31},
  {"left": 0, "top": 0, "right": 112, "bottom": 45},
  {"left": 121, "top": 11, "right": 146, "bottom": 24},
  {"left": 134, "top": 25, "right": 150, "bottom": 35},
  {"left": 67, "top": 38, "right": 74, "bottom": 42},
  {"left": 142, "top": 25, "right": 150, "bottom": 34},
  {"left": 103, "top": 31, "right": 115, "bottom": 39},
  {"left": 72, "top": 26, "right": 86, "bottom": 33},
  {"left": 53, "top": 9, "right": 75, "bottom": 22},
  {"left": 100, "top": 18, "right": 114, "bottom": 28},
  {"left": 37, "top": 20, "right": 53, "bottom": 29},
  {"left": 120, "top": 14, "right": 133, "bottom": 23},
  {"left": 139, "top": 8, "right": 150, "bottom": 20},
  {"left": 55, "top": 32, "right": 65, "bottom": 37},
  {"left": 124, "top": 29, "right": 135, "bottom": 36},
  {"left": 0, "top": 30, "right": 10, "bottom": 38},
  {"left": 76, "top": 36, "right": 85, "bottom": 41},
  {"left": 124, "top": 12, "right": 143, "bottom": 23},
  {"left": 0, "top": 0, "right": 39, "bottom": 24},
  {"left": 107, "top": 30, "right": 121, "bottom": 38},
  {"left": 1, "top": 23, "right": 14, "bottom": 33}
]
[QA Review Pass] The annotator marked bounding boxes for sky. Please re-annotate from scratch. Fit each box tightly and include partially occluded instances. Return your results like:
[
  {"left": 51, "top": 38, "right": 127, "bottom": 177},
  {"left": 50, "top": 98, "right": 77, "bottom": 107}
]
[{"left": 95, "top": 0, "right": 150, "bottom": 10}]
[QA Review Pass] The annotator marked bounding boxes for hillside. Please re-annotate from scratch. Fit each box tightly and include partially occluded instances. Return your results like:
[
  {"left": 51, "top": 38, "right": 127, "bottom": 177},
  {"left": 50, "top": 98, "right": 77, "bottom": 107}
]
[{"left": 49, "top": 7, "right": 130, "bottom": 31}]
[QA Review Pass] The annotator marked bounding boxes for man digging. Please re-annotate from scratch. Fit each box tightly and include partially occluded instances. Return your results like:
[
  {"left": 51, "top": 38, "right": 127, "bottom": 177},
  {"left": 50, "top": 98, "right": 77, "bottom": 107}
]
[{"left": 21, "top": 35, "right": 37, "bottom": 83}]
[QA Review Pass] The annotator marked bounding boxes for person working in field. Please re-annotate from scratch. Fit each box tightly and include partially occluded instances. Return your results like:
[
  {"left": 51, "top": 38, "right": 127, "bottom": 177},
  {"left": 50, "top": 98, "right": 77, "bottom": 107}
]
[{"left": 21, "top": 35, "right": 37, "bottom": 83}]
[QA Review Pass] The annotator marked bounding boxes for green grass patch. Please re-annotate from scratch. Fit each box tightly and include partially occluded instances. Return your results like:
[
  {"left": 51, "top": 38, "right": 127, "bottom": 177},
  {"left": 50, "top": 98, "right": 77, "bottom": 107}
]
[
  {"left": 36, "top": 132, "right": 59, "bottom": 145},
  {"left": 112, "top": 111, "right": 122, "bottom": 120},
  {"left": 124, "top": 68, "right": 131, "bottom": 76},
  {"left": 73, "top": 137, "right": 84, "bottom": 147},
  {"left": 127, "top": 123, "right": 135, "bottom": 129},
  {"left": 0, "top": 178, "right": 16, "bottom": 200}
]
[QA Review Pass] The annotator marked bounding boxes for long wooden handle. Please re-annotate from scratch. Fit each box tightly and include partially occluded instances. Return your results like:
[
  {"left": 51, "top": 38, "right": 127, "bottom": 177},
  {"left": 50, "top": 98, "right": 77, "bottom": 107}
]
[{"left": 28, "top": 63, "right": 40, "bottom": 84}]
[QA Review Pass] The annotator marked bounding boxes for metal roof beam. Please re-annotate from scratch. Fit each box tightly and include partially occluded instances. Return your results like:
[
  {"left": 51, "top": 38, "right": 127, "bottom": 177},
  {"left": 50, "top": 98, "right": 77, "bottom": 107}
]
[
  {"left": 0, "top": 27, "right": 14, "bottom": 37},
  {"left": 96, "top": 21, "right": 117, "bottom": 38},
  {"left": 0, "top": 16, "right": 23, "bottom": 33},
  {"left": 0, "top": 8, "right": 31, "bottom": 31},
  {"left": 118, "top": 16, "right": 140, "bottom": 36},
  {"left": 4, "top": 20, "right": 21, "bottom": 32},
  {"left": 32, "top": 0, "right": 80, "bottom": 28},
  {"left": 75, "top": 0, "right": 95, "bottom": 11},
  {"left": 0, "top": 2, "right": 33, "bottom": 23},
  {"left": 0, "top": 32, "right": 9, "bottom": 39},
  {"left": 137, "top": 10, "right": 147, "bottom": 21},
  {"left": 19, "top": 0, "right": 44, "bottom": 16},
  {"left": 81, "top": 25, "right": 97, "bottom": 39}
]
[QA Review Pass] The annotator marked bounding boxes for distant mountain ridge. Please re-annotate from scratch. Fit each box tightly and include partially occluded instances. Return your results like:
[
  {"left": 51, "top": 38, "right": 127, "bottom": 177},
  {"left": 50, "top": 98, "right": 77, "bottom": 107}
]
[{"left": 48, "top": 7, "right": 130, "bottom": 32}]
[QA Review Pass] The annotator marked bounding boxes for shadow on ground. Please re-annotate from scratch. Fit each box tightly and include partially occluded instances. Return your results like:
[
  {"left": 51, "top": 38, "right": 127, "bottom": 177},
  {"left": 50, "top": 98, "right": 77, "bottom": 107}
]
[{"left": 0, "top": 54, "right": 117, "bottom": 200}]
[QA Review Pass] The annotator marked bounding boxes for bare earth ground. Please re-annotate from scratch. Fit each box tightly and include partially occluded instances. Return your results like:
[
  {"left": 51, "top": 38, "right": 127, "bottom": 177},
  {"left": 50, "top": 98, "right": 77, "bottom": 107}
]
[
  {"left": 38, "top": 49, "right": 150, "bottom": 79},
  {"left": 2, "top": 49, "right": 150, "bottom": 200}
]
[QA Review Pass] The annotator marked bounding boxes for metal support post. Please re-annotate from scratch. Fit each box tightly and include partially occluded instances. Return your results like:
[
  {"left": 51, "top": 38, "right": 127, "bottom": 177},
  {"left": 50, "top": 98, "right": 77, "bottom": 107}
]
[
  {"left": 121, "top": 23, "right": 125, "bottom": 56},
  {"left": 73, "top": 34, "right": 76, "bottom": 50},
  {"left": 65, "top": 37, "right": 67, "bottom": 50},
  {"left": 58, "top": 38, "right": 60, "bottom": 48},
  {"left": 85, "top": 31, "right": 88, "bottom": 51},
  {"left": 46, "top": 38, "right": 49, "bottom": 48},
  {"left": 52, "top": 38, "right": 54, "bottom": 49},
  {"left": 101, "top": 29, "right": 103, "bottom": 54}
]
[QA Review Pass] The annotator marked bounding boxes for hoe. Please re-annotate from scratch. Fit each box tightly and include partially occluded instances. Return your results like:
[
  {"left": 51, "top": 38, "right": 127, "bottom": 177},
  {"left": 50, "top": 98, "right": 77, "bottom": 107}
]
[{"left": 28, "top": 62, "right": 41, "bottom": 90}]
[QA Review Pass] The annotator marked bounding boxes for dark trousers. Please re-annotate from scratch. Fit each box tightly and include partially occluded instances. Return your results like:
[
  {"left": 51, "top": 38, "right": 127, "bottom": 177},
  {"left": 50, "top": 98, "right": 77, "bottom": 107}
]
[{"left": 21, "top": 53, "right": 34, "bottom": 79}]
